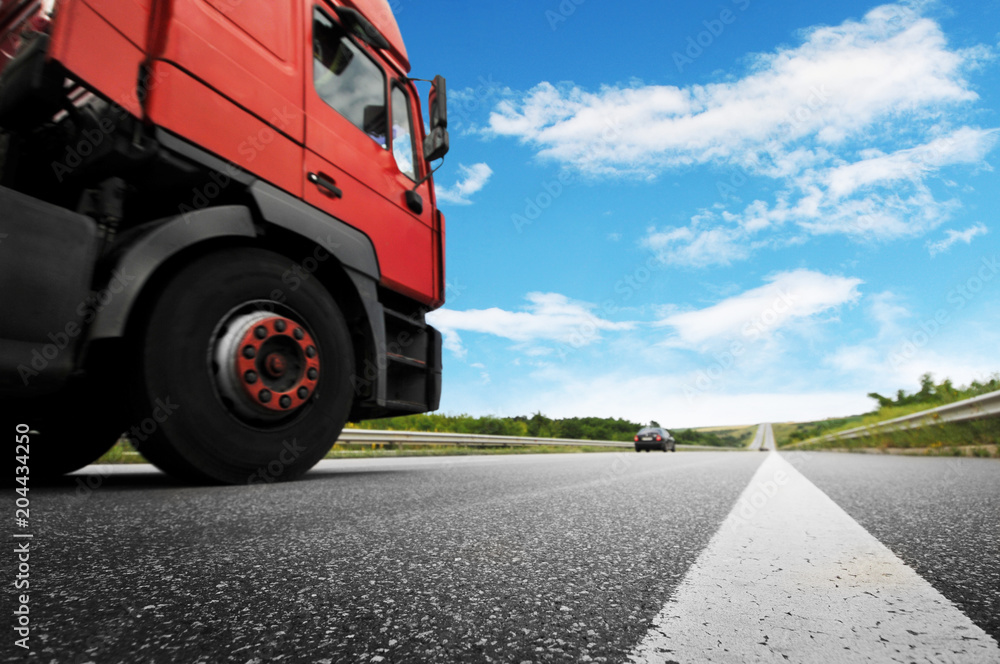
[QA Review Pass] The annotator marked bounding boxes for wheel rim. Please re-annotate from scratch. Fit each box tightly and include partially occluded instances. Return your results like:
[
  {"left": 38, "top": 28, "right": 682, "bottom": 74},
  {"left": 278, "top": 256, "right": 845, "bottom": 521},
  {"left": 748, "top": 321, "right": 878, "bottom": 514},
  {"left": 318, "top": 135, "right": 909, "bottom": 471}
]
[{"left": 211, "top": 305, "right": 321, "bottom": 423}]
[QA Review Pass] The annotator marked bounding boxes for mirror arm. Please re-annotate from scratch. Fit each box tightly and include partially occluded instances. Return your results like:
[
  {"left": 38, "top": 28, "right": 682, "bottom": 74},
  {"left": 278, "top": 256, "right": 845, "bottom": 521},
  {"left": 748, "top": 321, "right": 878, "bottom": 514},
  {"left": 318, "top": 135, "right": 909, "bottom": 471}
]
[{"left": 412, "top": 156, "right": 445, "bottom": 192}]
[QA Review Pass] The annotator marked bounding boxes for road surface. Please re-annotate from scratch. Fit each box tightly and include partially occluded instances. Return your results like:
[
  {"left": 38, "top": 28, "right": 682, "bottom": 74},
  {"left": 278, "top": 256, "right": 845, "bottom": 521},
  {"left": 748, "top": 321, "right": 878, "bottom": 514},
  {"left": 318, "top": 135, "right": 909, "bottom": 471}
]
[{"left": 7, "top": 448, "right": 999, "bottom": 663}]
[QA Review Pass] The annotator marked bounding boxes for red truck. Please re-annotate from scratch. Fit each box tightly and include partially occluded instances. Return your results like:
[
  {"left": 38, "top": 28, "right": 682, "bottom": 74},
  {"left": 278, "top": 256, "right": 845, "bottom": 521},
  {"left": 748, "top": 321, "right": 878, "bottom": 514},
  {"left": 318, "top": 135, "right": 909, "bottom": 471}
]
[{"left": 0, "top": 0, "right": 449, "bottom": 483}]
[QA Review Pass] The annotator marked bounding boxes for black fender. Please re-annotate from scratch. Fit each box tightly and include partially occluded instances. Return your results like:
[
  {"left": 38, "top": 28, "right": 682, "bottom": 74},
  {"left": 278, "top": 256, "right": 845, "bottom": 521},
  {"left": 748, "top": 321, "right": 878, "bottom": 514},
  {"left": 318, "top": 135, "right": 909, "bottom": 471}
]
[
  {"left": 249, "top": 180, "right": 380, "bottom": 281},
  {"left": 89, "top": 191, "right": 390, "bottom": 407},
  {"left": 88, "top": 206, "right": 256, "bottom": 339}
]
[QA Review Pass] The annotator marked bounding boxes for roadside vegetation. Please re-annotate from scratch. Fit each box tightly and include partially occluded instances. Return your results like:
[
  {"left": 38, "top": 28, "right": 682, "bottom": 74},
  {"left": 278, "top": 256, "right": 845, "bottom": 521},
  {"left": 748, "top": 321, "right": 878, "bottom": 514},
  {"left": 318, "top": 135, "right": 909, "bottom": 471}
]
[
  {"left": 95, "top": 413, "right": 750, "bottom": 464},
  {"left": 347, "top": 412, "right": 750, "bottom": 448},
  {"left": 777, "top": 374, "right": 1000, "bottom": 457}
]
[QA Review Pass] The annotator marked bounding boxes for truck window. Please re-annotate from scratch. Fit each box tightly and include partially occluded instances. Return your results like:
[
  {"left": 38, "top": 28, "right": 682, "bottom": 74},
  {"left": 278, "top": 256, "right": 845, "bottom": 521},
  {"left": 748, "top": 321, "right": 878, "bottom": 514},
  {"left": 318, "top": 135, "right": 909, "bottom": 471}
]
[
  {"left": 391, "top": 86, "right": 418, "bottom": 180},
  {"left": 313, "top": 8, "right": 387, "bottom": 148}
]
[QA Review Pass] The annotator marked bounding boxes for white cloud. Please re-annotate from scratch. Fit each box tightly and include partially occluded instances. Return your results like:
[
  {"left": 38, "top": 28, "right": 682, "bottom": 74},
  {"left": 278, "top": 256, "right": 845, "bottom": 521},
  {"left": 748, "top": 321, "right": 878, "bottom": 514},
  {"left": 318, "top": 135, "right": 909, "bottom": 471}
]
[
  {"left": 658, "top": 270, "right": 863, "bottom": 346},
  {"left": 487, "top": 5, "right": 985, "bottom": 177},
  {"left": 643, "top": 128, "right": 994, "bottom": 262},
  {"left": 435, "top": 162, "right": 493, "bottom": 205},
  {"left": 478, "top": 368, "right": 874, "bottom": 427},
  {"left": 822, "top": 128, "right": 998, "bottom": 200},
  {"left": 490, "top": 3, "right": 998, "bottom": 256},
  {"left": 926, "top": 222, "right": 989, "bottom": 255},
  {"left": 427, "top": 292, "right": 635, "bottom": 358},
  {"left": 868, "top": 291, "right": 911, "bottom": 338},
  {"left": 826, "top": 345, "right": 883, "bottom": 375},
  {"left": 643, "top": 223, "right": 750, "bottom": 268}
]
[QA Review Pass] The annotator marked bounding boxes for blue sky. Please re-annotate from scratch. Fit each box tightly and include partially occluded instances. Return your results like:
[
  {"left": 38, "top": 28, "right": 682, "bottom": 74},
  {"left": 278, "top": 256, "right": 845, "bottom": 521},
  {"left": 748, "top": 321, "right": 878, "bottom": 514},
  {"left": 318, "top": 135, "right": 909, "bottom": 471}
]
[{"left": 394, "top": 0, "right": 1000, "bottom": 427}]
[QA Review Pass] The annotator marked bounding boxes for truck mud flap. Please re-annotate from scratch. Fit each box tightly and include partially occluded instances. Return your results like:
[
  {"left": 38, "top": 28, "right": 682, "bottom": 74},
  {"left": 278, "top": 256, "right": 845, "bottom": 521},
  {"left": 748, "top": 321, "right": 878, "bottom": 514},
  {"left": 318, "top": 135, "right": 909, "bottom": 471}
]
[{"left": 0, "top": 185, "right": 102, "bottom": 396}]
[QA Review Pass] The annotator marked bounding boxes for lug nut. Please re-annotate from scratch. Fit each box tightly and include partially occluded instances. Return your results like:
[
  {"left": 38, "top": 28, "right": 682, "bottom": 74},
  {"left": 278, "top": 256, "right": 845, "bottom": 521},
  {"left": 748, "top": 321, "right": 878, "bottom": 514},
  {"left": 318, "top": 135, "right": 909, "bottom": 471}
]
[
  {"left": 293, "top": 328, "right": 304, "bottom": 340},
  {"left": 279, "top": 395, "right": 292, "bottom": 409},
  {"left": 297, "top": 387, "right": 309, "bottom": 399},
  {"left": 275, "top": 319, "right": 287, "bottom": 333},
  {"left": 243, "top": 346, "right": 256, "bottom": 359},
  {"left": 307, "top": 368, "right": 318, "bottom": 381},
  {"left": 244, "top": 370, "right": 258, "bottom": 384},
  {"left": 305, "top": 345, "right": 317, "bottom": 358},
  {"left": 258, "top": 389, "right": 272, "bottom": 403},
  {"left": 254, "top": 326, "right": 268, "bottom": 339}
]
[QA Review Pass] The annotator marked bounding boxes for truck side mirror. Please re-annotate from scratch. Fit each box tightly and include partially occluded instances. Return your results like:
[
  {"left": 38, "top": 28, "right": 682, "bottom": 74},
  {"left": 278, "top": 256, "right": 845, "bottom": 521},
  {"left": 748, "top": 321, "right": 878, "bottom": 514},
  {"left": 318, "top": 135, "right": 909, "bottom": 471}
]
[
  {"left": 424, "top": 75, "right": 449, "bottom": 161},
  {"left": 429, "top": 75, "right": 447, "bottom": 130}
]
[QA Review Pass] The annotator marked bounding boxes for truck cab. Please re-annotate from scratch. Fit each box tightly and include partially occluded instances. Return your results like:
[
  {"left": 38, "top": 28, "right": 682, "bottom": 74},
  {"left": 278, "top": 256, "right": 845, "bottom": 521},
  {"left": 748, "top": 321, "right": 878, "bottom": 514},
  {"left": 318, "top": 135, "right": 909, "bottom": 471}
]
[{"left": 0, "top": 0, "right": 449, "bottom": 483}]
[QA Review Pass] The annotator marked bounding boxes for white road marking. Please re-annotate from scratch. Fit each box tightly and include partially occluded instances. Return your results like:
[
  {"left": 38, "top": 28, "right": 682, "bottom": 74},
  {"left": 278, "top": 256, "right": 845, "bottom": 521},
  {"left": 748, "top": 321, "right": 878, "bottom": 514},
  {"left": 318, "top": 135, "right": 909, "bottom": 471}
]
[{"left": 630, "top": 452, "right": 1000, "bottom": 663}]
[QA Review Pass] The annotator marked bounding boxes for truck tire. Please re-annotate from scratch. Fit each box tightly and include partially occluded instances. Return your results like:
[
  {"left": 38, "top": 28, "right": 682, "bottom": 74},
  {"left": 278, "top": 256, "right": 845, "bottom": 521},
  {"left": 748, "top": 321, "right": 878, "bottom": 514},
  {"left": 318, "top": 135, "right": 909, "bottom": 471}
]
[
  {"left": 7, "top": 380, "right": 127, "bottom": 478},
  {"left": 128, "top": 247, "right": 355, "bottom": 484}
]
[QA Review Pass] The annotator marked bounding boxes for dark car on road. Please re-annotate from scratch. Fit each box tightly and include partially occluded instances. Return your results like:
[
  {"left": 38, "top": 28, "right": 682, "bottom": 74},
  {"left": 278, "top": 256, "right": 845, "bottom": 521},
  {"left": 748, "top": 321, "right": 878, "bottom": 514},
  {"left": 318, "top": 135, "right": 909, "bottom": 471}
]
[{"left": 634, "top": 427, "right": 676, "bottom": 452}]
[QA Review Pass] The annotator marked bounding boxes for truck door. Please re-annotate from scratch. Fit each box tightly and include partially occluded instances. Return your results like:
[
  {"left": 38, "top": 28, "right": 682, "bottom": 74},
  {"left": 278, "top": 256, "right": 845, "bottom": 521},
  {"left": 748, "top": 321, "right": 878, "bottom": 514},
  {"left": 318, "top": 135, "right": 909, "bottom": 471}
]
[{"left": 302, "top": 3, "right": 435, "bottom": 304}]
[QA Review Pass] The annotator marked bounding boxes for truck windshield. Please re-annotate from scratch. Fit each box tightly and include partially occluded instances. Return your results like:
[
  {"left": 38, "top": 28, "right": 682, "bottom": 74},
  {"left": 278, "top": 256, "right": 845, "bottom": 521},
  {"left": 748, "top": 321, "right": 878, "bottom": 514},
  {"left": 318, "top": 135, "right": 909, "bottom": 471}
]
[{"left": 313, "top": 8, "right": 388, "bottom": 149}]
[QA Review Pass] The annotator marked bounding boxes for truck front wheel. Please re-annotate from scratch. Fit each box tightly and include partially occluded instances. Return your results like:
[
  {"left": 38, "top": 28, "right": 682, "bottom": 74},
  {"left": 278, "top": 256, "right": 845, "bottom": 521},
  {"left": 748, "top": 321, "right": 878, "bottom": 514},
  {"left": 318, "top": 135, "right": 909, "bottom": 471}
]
[{"left": 128, "top": 247, "right": 355, "bottom": 484}]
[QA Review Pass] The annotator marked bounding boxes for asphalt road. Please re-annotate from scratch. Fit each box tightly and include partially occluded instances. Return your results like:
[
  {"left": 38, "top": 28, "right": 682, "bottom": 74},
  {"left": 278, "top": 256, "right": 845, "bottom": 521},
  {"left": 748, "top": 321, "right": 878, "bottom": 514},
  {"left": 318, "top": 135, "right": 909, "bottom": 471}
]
[
  {"left": 784, "top": 450, "right": 1000, "bottom": 645},
  {"left": 6, "top": 450, "right": 998, "bottom": 663},
  {"left": 9, "top": 452, "right": 761, "bottom": 663}
]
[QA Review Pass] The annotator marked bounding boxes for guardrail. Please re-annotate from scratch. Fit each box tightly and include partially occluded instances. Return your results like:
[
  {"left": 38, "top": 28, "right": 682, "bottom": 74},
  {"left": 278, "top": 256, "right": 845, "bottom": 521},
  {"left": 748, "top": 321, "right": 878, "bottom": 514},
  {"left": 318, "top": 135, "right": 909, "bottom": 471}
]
[
  {"left": 339, "top": 429, "right": 631, "bottom": 448},
  {"left": 795, "top": 389, "right": 1000, "bottom": 446},
  {"left": 337, "top": 429, "right": 740, "bottom": 451}
]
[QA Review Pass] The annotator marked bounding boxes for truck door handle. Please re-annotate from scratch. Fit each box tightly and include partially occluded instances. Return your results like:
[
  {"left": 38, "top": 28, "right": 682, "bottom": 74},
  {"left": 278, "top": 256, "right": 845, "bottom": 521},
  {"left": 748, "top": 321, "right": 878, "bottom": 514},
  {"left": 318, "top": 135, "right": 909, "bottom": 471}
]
[{"left": 308, "top": 172, "right": 343, "bottom": 199}]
